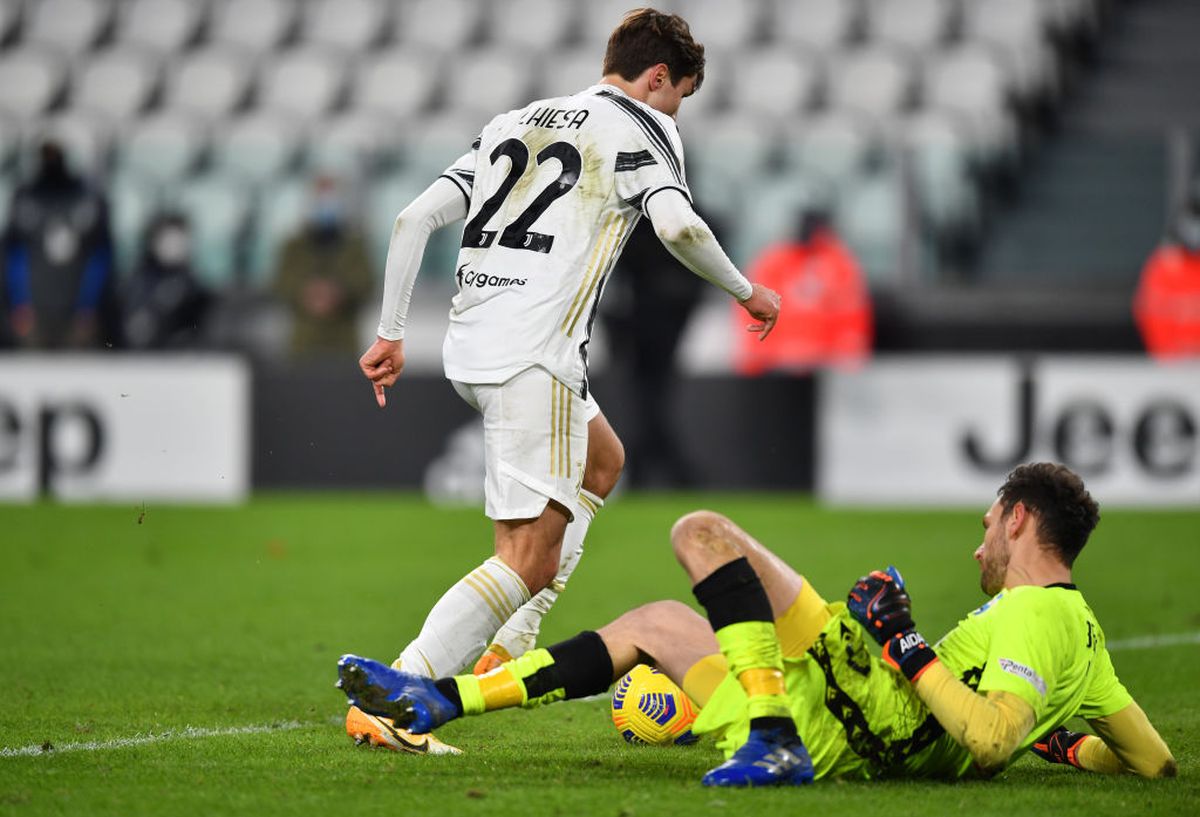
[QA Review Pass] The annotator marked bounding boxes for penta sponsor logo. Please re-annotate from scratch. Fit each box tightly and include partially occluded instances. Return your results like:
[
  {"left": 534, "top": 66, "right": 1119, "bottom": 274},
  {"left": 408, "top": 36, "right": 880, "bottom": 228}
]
[
  {"left": 998, "top": 657, "right": 1047, "bottom": 696},
  {"left": 456, "top": 265, "right": 528, "bottom": 289}
]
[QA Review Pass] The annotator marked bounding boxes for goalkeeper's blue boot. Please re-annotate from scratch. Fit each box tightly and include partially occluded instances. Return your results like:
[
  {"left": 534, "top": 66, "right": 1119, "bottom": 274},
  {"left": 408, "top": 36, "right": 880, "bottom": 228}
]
[
  {"left": 336, "top": 654, "right": 459, "bottom": 734},
  {"left": 701, "top": 727, "right": 815, "bottom": 787}
]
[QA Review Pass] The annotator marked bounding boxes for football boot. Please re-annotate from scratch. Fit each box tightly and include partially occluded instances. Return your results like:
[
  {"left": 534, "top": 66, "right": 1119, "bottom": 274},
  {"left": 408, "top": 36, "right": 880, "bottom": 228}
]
[
  {"left": 337, "top": 654, "right": 459, "bottom": 734},
  {"left": 701, "top": 727, "right": 815, "bottom": 787},
  {"left": 344, "top": 705, "right": 461, "bottom": 755}
]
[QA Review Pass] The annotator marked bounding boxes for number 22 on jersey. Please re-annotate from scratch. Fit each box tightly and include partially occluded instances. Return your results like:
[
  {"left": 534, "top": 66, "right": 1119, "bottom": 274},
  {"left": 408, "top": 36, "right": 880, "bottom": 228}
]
[{"left": 462, "top": 138, "right": 582, "bottom": 255}]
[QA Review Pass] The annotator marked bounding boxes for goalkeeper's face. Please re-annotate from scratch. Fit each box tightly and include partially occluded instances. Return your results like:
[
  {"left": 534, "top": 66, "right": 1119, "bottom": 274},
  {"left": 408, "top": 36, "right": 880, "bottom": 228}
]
[{"left": 975, "top": 499, "right": 1011, "bottom": 596}]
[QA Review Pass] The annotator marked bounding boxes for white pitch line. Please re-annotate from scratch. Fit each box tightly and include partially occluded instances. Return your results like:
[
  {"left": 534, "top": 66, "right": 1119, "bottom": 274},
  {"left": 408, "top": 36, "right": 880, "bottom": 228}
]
[
  {"left": 5, "top": 632, "right": 1199, "bottom": 759},
  {"left": 0, "top": 720, "right": 315, "bottom": 759},
  {"left": 1107, "top": 631, "right": 1200, "bottom": 652}
]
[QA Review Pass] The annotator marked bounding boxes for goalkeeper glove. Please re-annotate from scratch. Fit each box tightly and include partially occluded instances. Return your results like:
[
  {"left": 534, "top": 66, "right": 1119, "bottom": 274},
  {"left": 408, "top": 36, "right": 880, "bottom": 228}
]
[
  {"left": 1031, "top": 727, "right": 1089, "bottom": 770},
  {"left": 847, "top": 566, "right": 938, "bottom": 682}
]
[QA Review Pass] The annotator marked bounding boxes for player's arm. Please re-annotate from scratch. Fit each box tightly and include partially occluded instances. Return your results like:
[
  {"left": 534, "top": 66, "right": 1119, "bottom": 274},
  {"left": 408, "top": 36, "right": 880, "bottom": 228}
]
[
  {"left": 1033, "top": 703, "right": 1177, "bottom": 777},
  {"left": 360, "top": 176, "right": 468, "bottom": 407},
  {"left": 847, "top": 569, "right": 1034, "bottom": 774},
  {"left": 643, "top": 189, "right": 780, "bottom": 340}
]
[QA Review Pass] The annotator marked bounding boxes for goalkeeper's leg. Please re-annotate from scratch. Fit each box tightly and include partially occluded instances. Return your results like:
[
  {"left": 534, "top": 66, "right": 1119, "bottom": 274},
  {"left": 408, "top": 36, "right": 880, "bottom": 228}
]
[{"left": 669, "top": 511, "right": 814, "bottom": 786}]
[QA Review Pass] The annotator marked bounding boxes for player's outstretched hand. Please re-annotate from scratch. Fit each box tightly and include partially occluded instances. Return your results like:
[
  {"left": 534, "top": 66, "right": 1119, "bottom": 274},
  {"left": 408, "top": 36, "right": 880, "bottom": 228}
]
[
  {"left": 359, "top": 337, "right": 405, "bottom": 408},
  {"left": 739, "top": 282, "right": 781, "bottom": 341},
  {"left": 847, "top": 566, "right": 914, "bottom": 646},
  {"left": 1031, "top": 727, "right": 1089, "bottom": 770}
]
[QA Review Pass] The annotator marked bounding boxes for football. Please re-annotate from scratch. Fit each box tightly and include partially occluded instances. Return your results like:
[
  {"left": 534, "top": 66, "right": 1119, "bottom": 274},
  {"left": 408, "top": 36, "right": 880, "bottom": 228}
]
[{"left": 611, "top": 664, "right": 699, "bottom": 746}]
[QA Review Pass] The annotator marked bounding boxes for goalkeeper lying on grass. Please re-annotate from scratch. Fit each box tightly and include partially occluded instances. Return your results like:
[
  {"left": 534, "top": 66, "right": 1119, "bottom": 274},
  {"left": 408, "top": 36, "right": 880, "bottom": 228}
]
[{"left": 337, "top": 462, "right": 1177, "bottom": 787}]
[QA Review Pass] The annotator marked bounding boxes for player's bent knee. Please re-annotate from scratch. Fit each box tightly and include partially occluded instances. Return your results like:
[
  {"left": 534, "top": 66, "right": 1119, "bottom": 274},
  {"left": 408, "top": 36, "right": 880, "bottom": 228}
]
[{"left": 670, "top": 510, "right": 733, "bottom": 561}]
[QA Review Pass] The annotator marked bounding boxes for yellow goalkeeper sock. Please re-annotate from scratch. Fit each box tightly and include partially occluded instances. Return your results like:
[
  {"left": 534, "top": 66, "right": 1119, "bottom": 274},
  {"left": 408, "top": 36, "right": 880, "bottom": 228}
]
[
  {"left": 451, "top": 631, "right": 614, "bottom": 716},
  {"left": 714, "top": 621, "right": 792, "bottom": 721}
]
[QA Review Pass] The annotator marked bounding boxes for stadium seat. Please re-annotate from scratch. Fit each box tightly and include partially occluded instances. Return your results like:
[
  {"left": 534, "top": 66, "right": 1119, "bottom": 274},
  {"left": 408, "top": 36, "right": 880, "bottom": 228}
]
[
  {"left": 257, "top": 48, "right": 346, "bottom": 121},
  {"left": 685, "top": 114, "right": 779, "bottom": 220},
  {"left": 486, "top": 0, "right": 577, "bottom": 51},
  {"left": 352, "top": 50, "right": 440, "bottom": 121},
  {"left": 0, "top": 0, "right": 22, "bottom": 44},
  {"left": 923, "top": 45, "right": 1018, "bottom": 163},
  {"left": 960, "top": 0, "right": 1058, "bottom": 98},
  {"left": 579, "top": 0, "right": 652, "bottom": 48},
  {"left": 535, "top": 49, "right": 604, "bottom": 100},
  {"left": 0, "top": 113, "right": 20, "bottom": 172},
  {"left": 1045, "top": 0, "right": 1100, "bottom": 36},
  {"left": 675, "top": 0, "right": 764, "bottom": 51},
  {"left": 0, "top": 48, "right": 66, "bottom": 119},
  {"left": 117, "top": 112, "right": 207, "bottom": 185},
  {"left": 211, "top": 113, "right": 302, "bottom": 184},
  {"left": 395, "top": 0, "right": 483, "bottom": 51},
  {"left": 835, "top": 168, "right": 906, "bottom": 281},
  {"left": 445, "top": 48, "right": 532, "bottom": 119},
  {"left": 114, "top": 0, "right": 207, "bottom": 54},
  {"left": 108, "top": 170, "right": 159, "bottom": 273},
  {"left": 31, "top": 111, "right": 113, "bottom": 174},
  {"left": 0, "top": 170, "right": 14, "bottom": 235},
  {"left": 826, "top": 47, "right": 915, "bottom": 124},
  {"left": 245, "top": 174, "right": 310, "bottom": 288},
  {"left": 208, "top": 0, "right": 297, "bottom": 51},
  {"left": 23, "top": 0, "right": 113, "bottom": 52},
  {"left": 767, "top": 0, "right": 861, "bottom": 53},
  {"left": 366, "top": 168, "right": 460, "bottom": 281},
  {"left": 734, "top": 168, "right": 833, "bottom": 265},
  {"left": 780, "top": 111, "right": 878, "bottom": 193},
  {"left": 302, "top": 0, "right": 389, "bottom": 52},
  {"left": 398, "top": 113, "right": 481, "bottom": 181},
  {"left": 727, "top": 47, "right": 822, "bottom": 121},
  {"left": 71, "top": 47, "right": 161, "bottom": 120},
  {"left": 164, "top": 47, "right": 253, "bottom": 118},
  {"left": 896, "top": 111, "right": 980, "bottom": 239},
  {"left": 864, "top": 0, "right": 955, "bottom": 54},
  {"left": 674, "top": 47, "right": 729, "bottom": 119},
  {"left": 167, "top": 171, "right": 252, "bottom": 289},
  {"left": 306, "top": 113, "right": 396, "bottom": 176}
]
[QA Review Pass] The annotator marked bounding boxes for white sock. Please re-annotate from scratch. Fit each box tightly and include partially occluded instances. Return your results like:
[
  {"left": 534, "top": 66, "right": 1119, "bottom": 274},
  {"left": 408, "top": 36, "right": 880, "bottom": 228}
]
[
  {"left": 488, "top": 489, "right": 603, "bottom": 660},
  {"left": 394, "top": 556, "right": 530, "bottom": 677}
]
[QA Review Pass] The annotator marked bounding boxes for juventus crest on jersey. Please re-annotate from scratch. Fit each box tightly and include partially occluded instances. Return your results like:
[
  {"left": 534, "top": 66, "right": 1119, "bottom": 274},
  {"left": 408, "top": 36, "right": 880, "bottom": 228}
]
[{"left": 438, "top": 84, "right": 691, "bottom": 397}]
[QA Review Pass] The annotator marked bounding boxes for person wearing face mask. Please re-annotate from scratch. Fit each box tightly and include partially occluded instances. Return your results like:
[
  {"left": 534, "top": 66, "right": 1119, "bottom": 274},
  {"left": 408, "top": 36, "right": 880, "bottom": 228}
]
[
  {"left": 1134, "top": 185, "right": 1200, "bottom": 359},
  {"left": 1, "top": 139, "right": 118, "bottom": 349},
  {"left": 272, "top": 174, "right": 375, "bottom": 358},
  {"left": 122, "top": 212, "right": 211, "bottom": 350}
]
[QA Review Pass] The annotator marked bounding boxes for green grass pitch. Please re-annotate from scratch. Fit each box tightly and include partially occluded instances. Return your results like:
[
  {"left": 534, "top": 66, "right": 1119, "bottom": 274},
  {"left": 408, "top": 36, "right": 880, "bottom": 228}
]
[{"left": 1, "top": 494, "right": 1197, "bottom": 815}]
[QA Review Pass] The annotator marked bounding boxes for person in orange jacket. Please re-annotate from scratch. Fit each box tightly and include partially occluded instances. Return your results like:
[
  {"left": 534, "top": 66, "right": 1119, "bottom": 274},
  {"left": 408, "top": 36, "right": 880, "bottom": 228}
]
[
  {"left": 1134, "top": 188, "right": 1200, "bottom": 359},
  {"left": 737, "top": 209, "right": 872, "bottom": 375}
]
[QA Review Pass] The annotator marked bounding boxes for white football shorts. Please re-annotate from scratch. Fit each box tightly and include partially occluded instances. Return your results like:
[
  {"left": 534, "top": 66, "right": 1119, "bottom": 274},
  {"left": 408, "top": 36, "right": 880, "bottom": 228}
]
[{"left": 452, "top": 366, "right": 599, "bottom": 521}]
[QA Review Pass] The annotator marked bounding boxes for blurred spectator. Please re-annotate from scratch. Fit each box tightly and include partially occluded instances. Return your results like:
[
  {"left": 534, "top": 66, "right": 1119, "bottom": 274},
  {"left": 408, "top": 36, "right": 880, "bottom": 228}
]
[
  {"left": 2, "top": 140, "right": 119, "bottom": 350},
  {"left": 122, "top": 212, "right": 212, "bottom": 350},
  {"left": 604, "top": 217, "right": 705, "bottom": 488},
  {"left": 737, "top": 209, "right": 873, "bottom": 375},
  {"left": 272, "top": 174, "right": 374, "bottom": 358},
  {"left": 1134, "top": 187, "right": 1200, "bottom": 359}
]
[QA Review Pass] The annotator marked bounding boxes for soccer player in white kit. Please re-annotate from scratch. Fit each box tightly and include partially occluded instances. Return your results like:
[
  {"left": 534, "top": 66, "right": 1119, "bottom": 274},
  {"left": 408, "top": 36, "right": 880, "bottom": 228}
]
[{"left": 349, "top": 8, "right": 782, "bottom": 754}]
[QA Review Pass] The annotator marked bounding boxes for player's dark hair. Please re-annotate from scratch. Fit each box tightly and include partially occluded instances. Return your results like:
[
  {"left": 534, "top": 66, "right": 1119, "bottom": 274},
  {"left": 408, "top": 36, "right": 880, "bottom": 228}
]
[
  {"left": 603, "top": 8, "right": 705, "bottom": 90},
  {"left": 997, "top": 463, "right": 1100, "bottom": 566}
]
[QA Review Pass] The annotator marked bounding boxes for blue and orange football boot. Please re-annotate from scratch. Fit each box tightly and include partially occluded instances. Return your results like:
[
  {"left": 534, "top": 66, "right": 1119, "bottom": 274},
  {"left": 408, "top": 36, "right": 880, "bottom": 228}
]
[
  {"left": 336, "top": 654, "right": 460, "bottom": 735},
  {"left": 344, "top": 705, "right": 462, "bottom": 755}
]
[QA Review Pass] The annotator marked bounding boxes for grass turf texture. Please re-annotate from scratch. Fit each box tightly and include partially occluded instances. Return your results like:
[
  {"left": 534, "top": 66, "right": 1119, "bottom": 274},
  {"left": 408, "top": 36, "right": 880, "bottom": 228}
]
[{"left": 1, "top": 494, "right": 1196, "bottom": 816}]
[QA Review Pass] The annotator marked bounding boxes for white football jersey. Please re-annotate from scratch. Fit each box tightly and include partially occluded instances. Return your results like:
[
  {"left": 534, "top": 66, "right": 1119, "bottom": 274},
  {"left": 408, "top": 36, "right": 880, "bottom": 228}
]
[{"left": 439, "top": 83, "right": 691, "bottom": 397}]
